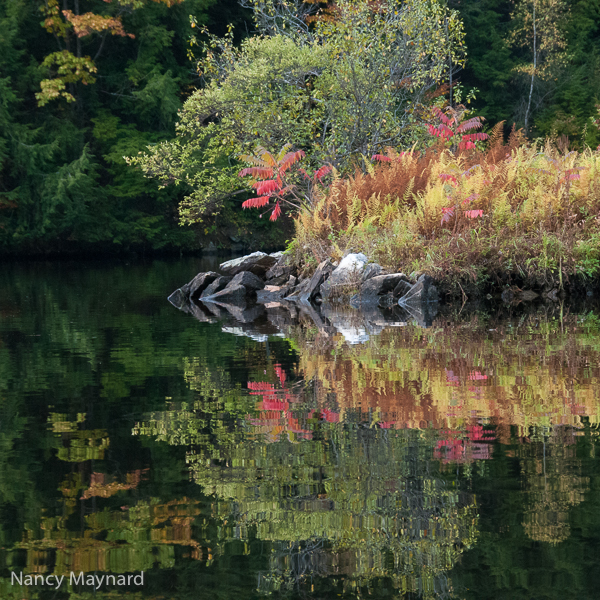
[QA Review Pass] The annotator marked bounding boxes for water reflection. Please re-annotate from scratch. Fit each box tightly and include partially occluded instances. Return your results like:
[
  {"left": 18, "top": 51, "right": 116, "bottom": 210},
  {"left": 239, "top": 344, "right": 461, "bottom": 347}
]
[{"left": 0, "top": 259, "right": 599, "bottom": 599}]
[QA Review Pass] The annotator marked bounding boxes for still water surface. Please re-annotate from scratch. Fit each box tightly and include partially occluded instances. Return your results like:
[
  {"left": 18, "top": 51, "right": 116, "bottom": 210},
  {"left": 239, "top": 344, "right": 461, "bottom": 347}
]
[{"left": 1, "top": 257, "right": 600, "bottom": 599}]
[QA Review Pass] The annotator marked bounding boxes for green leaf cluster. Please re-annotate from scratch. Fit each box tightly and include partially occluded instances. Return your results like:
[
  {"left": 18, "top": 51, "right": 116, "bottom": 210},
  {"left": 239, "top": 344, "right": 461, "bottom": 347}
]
[{"left": 130, "top": 0, "right": 466, "bottom": 224}]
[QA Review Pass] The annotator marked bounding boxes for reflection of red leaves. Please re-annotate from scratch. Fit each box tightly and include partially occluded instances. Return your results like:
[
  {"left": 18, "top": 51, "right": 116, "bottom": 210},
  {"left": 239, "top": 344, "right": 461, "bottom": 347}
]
[
  {"left": 468, "top": 370, "right": 488, "bottom": 381},
  {"left": 247, "top": 365, "right": 312, "bottom": 441},
  {"left": 320, "top": 409, "right": 340, "bottom": 423},
  {"left": 274, "top": 364, "right": 286, "bottom": 386},
  {"left": 434, "top": 425, "right": 495, "bottom": 464},
  {"left": 445, "top": 369, "right": 460, "bottom": 386}
]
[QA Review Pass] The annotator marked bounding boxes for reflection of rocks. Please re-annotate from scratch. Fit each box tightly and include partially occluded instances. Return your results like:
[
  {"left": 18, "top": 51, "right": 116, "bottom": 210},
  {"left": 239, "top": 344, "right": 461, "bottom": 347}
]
[
  {"left": 398, "top": 274, "right": 439, "bottom": 305},
  {"left": 501, "top": 286, "right": 540, "bottom": 304},
  {"left": 217, "top": 302, "right": 265, "bottom": 323}
]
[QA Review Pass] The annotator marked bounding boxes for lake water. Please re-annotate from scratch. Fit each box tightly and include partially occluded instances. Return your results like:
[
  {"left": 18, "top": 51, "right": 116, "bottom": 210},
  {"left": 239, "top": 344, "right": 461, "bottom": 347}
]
[{"left": 0, "top": 257, "right": 599, "bottom": 599}]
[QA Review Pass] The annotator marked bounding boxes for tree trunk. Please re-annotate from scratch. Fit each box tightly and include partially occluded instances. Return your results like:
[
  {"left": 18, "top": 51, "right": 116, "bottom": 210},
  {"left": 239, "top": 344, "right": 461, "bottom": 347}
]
[{"left": 524, "top": 0, "right": 536, "bottom": 135}]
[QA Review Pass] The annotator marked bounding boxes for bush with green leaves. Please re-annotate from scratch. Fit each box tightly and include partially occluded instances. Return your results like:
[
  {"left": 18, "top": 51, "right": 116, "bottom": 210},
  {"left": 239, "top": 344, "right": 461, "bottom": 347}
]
[{"left": 129, "top": 0, "right": 466, "bottom": 224}]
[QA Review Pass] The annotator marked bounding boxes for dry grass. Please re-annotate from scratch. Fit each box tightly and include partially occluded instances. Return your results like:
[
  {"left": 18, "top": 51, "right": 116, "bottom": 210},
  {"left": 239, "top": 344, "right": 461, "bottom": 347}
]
[{"left": 293, "top": 130, "right": 600, "bottom": 294}]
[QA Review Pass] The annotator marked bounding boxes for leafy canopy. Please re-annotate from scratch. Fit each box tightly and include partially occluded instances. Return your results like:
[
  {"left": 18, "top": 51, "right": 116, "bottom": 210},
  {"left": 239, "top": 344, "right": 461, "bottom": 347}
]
[{"left": 129, "top": 0, "right": 467, "bottom": 224}]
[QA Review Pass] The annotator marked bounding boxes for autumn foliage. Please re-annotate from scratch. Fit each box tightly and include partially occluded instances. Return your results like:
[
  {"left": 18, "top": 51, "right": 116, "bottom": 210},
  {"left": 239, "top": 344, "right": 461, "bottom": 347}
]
[
  {"left": 293, "top": 121, "right": 600, "bottom": 289},
  {"left": 239, "top": 144, "right": 331, "bottom": 221}
]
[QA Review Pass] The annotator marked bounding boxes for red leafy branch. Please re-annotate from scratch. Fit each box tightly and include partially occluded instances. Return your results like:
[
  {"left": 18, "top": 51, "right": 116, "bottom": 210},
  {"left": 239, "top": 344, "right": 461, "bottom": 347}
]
[
  {"left": 239, "top": 144, "right": 331, "bottom": 221},
  {"left": 428, "top": 105, "right": 489, "bottom": 152}
]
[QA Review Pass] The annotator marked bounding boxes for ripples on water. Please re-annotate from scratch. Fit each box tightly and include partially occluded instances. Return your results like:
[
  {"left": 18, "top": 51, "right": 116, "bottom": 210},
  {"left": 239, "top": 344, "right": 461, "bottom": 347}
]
[{"left": 0, "top": 257, "right": 599, "bottom": 599}]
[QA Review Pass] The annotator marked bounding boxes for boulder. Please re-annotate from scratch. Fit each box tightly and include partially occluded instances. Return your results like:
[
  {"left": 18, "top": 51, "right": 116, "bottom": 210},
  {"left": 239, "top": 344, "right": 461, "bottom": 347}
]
[
  {"left": 203, "top": 284, "right": 247, "bottom": 304},
  {"left": 284, "top": 277, "right": 311, "bottom": 303},
  {"left": 266, "top": 253, "right": 296, "bottom": 282},
  {"left": 228, "top": 271, "right": 265, "bottom": 291},
  {"left": 320, "top": 253, "right": 369, "bottom": 300},
  {"left": 220, "top": 252, "right": 278, "bottom": 277},
  {"left": 181, "top": 271, "right": 219, "bottom": 301},
  {"left": 398, "top": 274, "right": 439, "bottom": 305},
  {"left": 361, "top": 263, "right": 384, "bottom": 283},
  {"left": 257, "top": 285, "right": 292, "bottom": 303},
  {"left": 353, "top": 273, "right": 409, "bottom": 305},
  {"left": 200, "top": 276, "right": 233, "bottom": 298},
  {"left": 299, "top": 259, "right": 333, "bottom": 304}
]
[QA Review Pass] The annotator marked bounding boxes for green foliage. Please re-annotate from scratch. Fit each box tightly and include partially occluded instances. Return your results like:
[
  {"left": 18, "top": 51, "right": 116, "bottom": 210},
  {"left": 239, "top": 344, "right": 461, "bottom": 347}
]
[
  {"left": 0, "top": 0, "right": 246, "bottom": 254},
  {"left": 131, "top": 0, "right": 466, "bottom": 224}
]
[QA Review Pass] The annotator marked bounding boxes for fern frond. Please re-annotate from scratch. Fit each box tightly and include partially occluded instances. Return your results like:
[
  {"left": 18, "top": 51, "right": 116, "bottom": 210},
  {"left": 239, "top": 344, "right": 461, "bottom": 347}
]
[{"left": 275, "top": 143, "right": 293, "bottom": 163}]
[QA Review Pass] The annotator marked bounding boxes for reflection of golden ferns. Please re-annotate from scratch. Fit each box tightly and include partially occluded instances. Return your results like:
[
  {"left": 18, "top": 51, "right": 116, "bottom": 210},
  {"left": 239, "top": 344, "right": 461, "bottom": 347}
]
[{"left": 293, "top": 313, "right": 600, "bottom": 435}]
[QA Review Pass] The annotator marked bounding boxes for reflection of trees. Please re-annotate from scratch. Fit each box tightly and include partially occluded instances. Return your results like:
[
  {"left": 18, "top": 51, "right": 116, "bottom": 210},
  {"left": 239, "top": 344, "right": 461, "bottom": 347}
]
[
  {"left": 519, "top": 427, "right": 589, "bottom": 544},
  {"left": 138, "top": 391, "right": 479, "bottom": 598}
]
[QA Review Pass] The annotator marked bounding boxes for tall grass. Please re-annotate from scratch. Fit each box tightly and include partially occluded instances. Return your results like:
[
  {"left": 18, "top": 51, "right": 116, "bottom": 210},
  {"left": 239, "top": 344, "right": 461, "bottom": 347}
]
[{"left": 294, "top": 129, "right": 600, "bottom": 292}]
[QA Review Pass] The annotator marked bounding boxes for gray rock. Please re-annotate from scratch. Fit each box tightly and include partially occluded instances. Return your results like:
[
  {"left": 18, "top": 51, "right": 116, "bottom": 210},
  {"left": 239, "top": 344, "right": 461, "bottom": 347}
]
[
  {"left": 320, "top": 253, "right": 369, "bottom": 300},
  {"left": 201, "top": 276, "right": 233, "bottom": 298},
  {"left": 265, "top": 274, "right": 290, "bottom": 286},
  {"left": 398, "top": 274, "right": 439, "bottom": 305},
  {"left": 361, "top": 263, "right": 384, "bottom": 283},
  {"left": 181, "top": 271, "right": 219, "bottom": 300},
  {"left": 300, "top": 259, "right": 333, "bottom": 304},
  {"left": 257, "top": 285, "right": 292, "bottom": 304},
  {"left": 229, "top": 271, "right": 265, "bottom": 291},
  {"left": 354, "top": 273, "right": 409, "bottom": 305},
  {"left": 265, "top": 253, "right": 296, "bottom": 281},
  {"left": 269, "top": 251, "right": 285, "bottom": 260},
  {"left": 204, "top": 284, "right": 248, "bottom": 303},
  {"left": 285, "top": 277, "right": 311, "bottom": 303},
  {"left": 220, "top": 252, "right": 278, "bottom": 277}
]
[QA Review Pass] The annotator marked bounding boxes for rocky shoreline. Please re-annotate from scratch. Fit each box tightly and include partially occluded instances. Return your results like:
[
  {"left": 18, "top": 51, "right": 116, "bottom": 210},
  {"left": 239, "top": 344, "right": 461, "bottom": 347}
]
[
  {"left": 168, "top": 250, "right": 439, "bottom": 313},
  {"left": 166, "top": 251, "right": 600, "bottom": 339}
]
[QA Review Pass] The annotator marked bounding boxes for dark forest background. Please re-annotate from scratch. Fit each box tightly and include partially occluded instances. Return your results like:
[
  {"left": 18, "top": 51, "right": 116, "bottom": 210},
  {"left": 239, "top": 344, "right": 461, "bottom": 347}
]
[{"left": 1, "top": 0, "right": 600, "bottom": 256}]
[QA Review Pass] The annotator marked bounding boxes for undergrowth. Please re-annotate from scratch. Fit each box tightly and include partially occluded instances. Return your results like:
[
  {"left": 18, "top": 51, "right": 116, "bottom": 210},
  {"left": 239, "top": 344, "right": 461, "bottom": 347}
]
[{"left": 293, "top": 126, "right": 600, "bottom": 294}]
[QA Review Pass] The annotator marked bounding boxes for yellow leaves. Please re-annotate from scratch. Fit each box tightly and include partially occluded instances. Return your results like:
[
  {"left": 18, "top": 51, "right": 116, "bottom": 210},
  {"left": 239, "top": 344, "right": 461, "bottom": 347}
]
[
  {"left": 62, "top": 10, "right": 134, "bottom": 38},
  {"left": 36, "top": 51, "right": 98, "bottom": 106}
]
